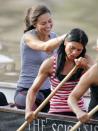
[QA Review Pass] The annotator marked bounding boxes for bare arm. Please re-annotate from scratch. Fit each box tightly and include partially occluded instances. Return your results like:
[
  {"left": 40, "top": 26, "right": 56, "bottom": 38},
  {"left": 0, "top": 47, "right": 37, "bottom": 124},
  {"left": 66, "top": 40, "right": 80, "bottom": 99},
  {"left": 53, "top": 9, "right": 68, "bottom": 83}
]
[
  {"left": 68, "top": 63, "right": 98, "bottom": 122},
  {"left": 25, "top": 57, "right": 53, "bottom": 122},
  {"left": 85, "top": 54, "right": 95, "bottom": 68},
  {"left": 24, "top": 32, "right": 66, "bottom": 52}
]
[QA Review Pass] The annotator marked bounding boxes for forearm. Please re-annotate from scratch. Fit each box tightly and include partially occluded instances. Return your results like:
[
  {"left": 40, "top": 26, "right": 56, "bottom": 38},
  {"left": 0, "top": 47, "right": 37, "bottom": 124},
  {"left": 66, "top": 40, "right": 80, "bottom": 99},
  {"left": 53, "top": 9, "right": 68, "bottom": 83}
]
[
  {"left": 25, "top": 32, "right": 66, "bottom": 52},
  {"left": 44, "top": 34, "right": 66, "bottom": 52},
  {"left": 25, "top": 90, "right": 36, "bottom": 113},
  {"left": 68, "top": 95, "right": 82, "bottom": 116},
  {"left": 25, "top": 89, "right": 37, "bottom": 122},
  {"left": 68, "top": 95, "right": 90, "bottom": 123}
]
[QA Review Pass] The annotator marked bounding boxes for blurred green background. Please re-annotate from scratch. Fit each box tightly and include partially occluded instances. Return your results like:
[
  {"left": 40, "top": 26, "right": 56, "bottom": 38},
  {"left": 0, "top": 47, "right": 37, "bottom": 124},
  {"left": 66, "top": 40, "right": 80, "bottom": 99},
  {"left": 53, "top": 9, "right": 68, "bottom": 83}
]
[{"left": 0, "top": 0, "right": 98, "bottom": 82}]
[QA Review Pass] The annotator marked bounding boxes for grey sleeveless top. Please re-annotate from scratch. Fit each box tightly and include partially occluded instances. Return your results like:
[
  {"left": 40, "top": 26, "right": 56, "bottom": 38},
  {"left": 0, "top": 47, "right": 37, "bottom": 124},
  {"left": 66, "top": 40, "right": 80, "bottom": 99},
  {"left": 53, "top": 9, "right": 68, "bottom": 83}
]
[{"left": 17, "top": 30, "right": 57, "bottom": 90}]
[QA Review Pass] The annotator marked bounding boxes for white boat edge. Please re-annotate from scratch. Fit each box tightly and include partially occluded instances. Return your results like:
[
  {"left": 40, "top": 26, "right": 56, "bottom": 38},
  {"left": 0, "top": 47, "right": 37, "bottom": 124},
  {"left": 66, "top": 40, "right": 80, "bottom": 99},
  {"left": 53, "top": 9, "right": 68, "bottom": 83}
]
[
  {"left": 0, "top": 82, "right": 90, "bottom": 111},
  {"left": 0, "top": 82, "right": 17, "bottom": 103}
]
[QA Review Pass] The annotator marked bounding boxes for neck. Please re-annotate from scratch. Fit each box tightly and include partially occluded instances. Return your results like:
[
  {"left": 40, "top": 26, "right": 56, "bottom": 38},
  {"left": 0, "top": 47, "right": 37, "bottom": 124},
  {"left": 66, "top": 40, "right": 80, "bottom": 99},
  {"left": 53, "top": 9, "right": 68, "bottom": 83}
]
[
  {"left": 62, "top": 59, "right": 75, "bottom": 75},
  {"left": 36, "top": 31, "right": 50, "bottom": 41},
  {"left": 66, "top": 57, "right": 75, "bottom": 63}
]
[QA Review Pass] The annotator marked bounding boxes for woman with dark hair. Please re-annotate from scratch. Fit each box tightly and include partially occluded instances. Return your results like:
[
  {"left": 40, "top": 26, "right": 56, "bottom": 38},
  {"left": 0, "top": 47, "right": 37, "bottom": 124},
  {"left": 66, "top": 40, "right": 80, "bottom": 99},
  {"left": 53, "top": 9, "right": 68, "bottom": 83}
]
[
  {"left": 14, "top": 4, "right": 66, "bottom": 111},
  {"left": 25, "top": 28, "right": 94, "bottom": 122}
]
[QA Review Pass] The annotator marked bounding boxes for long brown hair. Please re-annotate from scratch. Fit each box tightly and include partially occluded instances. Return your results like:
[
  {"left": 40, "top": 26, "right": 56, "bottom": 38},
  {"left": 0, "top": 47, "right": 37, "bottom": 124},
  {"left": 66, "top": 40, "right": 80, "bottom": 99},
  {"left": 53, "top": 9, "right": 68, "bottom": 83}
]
[{"left": 24, "top": 4, "right": 51, "bottom": 33}]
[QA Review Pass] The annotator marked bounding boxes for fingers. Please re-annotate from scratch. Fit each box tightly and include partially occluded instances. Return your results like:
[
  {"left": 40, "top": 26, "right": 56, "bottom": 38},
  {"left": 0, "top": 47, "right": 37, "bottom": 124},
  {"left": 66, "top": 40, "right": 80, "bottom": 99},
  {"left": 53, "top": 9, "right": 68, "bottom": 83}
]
[
  {"left": 75, "top": 57, "right": 88, "bottom": 68},
  {"left": 77, "top": 111, "right": 90, "bottom": 123},
  {"left": 25, "top": 112, "right": 36, "bottom": 123}
]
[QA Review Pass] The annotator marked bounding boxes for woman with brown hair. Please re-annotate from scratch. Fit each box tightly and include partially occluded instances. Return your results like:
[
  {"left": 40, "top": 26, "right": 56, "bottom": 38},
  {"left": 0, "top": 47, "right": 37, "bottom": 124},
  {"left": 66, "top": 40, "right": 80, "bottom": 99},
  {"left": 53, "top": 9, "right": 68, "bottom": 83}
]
[{"left": 14, "top": 4, "right": 66, "bottom": 111}]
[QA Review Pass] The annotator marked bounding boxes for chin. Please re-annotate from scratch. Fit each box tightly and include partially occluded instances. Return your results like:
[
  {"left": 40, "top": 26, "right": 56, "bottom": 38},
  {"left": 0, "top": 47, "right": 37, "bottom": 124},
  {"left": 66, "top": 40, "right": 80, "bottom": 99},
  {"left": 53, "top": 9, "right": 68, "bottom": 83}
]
[{"left": 68, "top": 56, "right": 74, "bottom": 61}]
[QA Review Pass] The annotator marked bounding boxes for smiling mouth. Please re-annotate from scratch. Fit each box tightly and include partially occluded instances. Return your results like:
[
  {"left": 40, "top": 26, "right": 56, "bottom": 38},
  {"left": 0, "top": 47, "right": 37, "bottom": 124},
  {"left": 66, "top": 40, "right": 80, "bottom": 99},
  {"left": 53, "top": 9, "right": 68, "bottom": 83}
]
[{"left": 45, "top": 29, "right": 51, "bottom": 32}]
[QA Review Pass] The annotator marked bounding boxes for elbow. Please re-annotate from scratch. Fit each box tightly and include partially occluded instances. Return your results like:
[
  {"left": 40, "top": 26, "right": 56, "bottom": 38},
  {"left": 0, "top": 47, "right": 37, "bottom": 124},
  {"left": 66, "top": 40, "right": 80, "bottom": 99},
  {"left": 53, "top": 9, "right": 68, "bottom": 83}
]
[
  {"left": 44, "top": 46, "right": 52, "bottom": 52},
  {"left": 67, "top": 95, "right": 72, "bottom": 106},
  {"left": 67, "top": 93, "right": 77, "bottom": 106},
  {"left": 68, "top": 93, "right": 80, "bottom": 105},
  {"left": 27, "top": 87, "right": 36, "bottom": 97},
  {"left": 27, "top": 88, "right": 33, "bottom": 98}
]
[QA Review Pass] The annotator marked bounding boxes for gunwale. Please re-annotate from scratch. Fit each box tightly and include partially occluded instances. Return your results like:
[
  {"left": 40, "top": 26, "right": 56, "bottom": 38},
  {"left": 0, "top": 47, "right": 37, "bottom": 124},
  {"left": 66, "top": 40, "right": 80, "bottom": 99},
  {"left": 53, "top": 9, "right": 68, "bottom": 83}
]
[{"left": 0, "top": 106, "right": 98, "bottom": 124}]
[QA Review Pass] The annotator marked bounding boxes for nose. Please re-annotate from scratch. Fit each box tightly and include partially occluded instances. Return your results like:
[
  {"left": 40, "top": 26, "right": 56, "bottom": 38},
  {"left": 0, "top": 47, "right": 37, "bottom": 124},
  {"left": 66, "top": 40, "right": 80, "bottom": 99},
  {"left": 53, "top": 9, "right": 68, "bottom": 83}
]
[
  {"left": 72, "top": 50, "right": 78, "bottom": 55},
  {"left": 71, "top": 50, "right": 80, "bottom": 58}
]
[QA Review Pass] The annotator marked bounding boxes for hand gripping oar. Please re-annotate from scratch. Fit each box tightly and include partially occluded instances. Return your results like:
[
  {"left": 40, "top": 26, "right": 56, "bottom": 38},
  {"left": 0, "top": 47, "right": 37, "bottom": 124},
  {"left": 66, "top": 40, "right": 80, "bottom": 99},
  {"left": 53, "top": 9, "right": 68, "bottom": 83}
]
[
  {"left": 17, "top": 65, "right": 78, "bottom": 131},
  {"left": 70, "top": 105, "right": 98, "bottom": 131}
]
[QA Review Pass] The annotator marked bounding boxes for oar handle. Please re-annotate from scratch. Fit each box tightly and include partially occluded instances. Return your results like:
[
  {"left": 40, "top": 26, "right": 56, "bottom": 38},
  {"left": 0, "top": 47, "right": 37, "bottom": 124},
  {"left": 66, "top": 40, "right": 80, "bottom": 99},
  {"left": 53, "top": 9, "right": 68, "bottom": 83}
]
[
  {"left": 17, "top": 65, "right": 78, "bottom": 131},
  {"left": 70, "top": 105, "right": 98, "bottom": 131},
  {"left": 16, "top": 121, "right": 28, "bottom": 131}
]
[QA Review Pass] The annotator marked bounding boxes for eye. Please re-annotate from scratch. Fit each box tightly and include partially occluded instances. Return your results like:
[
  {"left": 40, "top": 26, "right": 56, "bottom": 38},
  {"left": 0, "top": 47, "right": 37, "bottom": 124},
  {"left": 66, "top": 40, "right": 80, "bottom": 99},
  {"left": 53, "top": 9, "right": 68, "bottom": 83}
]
[
  {"left": 77, "top": 49, "right": 83, "bottom": 52},
  {"left": 41, "top": 22, "right": 46, "bottom": 25},
  {"left": 70, "top": 46, "right": 83, "bottom": 52},
  {"left": 70, "top": 46, "right": 75, "bottom": 50},
  {"left": 48, "top": 19, "right": 52, "bottom": 23}
]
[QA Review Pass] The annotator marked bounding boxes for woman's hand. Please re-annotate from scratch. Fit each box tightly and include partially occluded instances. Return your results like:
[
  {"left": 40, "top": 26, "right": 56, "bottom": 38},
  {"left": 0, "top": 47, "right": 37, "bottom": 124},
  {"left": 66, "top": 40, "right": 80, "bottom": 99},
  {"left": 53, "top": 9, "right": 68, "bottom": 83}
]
[
  {"left": 75, "top": 57, "right": 88, "bottom": 69},
  {"left": 76, "top": 110, "right": 90, "bottom": 123},
  {"left": 25, "top": 111, "right": 36, "bottom": 123}
]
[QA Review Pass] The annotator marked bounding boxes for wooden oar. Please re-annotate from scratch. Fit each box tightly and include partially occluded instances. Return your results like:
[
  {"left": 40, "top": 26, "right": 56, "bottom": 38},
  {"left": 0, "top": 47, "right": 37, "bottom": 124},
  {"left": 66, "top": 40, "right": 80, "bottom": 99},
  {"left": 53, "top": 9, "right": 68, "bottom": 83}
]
[
  {"left": 70, "top": 105, "right": 98, "bottom": 131},
  {"left": 17, "top": 65, "right": 78, "bottom": 131}
]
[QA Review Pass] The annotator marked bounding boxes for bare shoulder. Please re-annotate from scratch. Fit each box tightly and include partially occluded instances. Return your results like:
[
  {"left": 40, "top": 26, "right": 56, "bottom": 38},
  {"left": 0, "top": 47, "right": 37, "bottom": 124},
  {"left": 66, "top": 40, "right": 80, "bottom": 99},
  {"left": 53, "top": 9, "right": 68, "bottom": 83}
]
[
  {"left": 23, "top": 30, "right": 37, "bottom": 40},
  {"left": 84, "top": 63, "right": 98, "bottom": 84},
  {"left": 39, "top": 56, "right": 54, "bottom": 74},
  {"left": 23, "top": 30, "right": 46, "bottom": 51},
  {"left": 85, "top": 54, "right": 95, "bottom": 65},
  {"left": 85, "top": 54, "right": 92, "bottom": 59},
  {"left": 89, "top": 63, "right": 98, "bottom": 73},
  {"left": 91, "top": 63, "right": 98, "bottom": 84},
  {"left": 41, "top": 56, "right": 53, "bottom": 67}
]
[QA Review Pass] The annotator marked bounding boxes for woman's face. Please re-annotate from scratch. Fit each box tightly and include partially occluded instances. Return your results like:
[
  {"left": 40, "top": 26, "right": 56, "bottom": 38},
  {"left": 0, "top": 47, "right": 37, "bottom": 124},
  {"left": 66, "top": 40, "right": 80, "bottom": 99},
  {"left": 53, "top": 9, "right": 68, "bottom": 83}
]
[
  {"left": 35, "top": 13, "right": 53, "bottom": 36},
  {"left": 64, "top": 41, "right": 84, "bottom": 61}
]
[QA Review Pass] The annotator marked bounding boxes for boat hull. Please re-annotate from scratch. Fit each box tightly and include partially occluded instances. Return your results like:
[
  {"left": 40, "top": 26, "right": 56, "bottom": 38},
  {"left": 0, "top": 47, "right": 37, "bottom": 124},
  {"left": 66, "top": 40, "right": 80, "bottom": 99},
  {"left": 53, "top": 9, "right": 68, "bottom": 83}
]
[{"left": 0, "top": 106, "right": 98, "bottom": 131}]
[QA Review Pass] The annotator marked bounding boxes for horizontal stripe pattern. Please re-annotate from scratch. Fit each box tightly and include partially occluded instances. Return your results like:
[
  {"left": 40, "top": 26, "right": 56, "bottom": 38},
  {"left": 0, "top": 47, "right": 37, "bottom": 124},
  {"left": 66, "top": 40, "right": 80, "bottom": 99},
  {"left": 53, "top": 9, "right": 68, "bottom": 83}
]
[{"left": 49, "top": 56, "right": 85, "bottom": 113}]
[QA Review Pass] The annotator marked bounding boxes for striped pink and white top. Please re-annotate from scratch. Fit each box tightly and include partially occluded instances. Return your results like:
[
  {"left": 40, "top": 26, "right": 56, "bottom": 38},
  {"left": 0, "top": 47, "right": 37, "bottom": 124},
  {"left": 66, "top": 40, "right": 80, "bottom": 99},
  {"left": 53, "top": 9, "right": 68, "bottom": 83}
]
[{"left": 49, "top": 56, "right": 85, "bottom": 113}]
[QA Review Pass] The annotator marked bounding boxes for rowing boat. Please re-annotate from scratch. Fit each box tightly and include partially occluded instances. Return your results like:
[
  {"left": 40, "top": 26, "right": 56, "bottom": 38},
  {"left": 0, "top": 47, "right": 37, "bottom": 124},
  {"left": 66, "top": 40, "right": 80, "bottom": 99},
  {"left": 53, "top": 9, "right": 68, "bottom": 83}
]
[
  {"left": 0, "top": 106, "right": 98, "bottom": 131},
  {"left": 0, "top": 82, "right": 97, "bottom": 131}
]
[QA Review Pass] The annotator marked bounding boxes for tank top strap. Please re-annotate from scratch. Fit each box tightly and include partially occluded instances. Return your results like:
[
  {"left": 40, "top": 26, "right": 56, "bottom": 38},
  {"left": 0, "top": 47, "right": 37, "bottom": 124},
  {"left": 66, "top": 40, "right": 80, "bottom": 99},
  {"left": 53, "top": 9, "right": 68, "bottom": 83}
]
[
  {"left": 51, "top": 55, "right": 57, "bottom": 78},
  {"left": 53, "top": 55, "right": 56, "bottom": 70}
]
